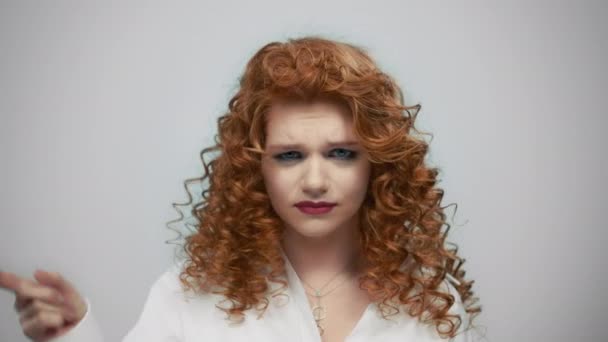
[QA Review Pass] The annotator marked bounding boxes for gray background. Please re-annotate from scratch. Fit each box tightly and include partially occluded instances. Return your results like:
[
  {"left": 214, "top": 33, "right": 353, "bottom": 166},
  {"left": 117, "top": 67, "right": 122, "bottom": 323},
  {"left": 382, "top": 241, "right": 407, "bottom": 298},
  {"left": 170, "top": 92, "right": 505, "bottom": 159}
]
[{"left": 1, "top": 1, "right": 606, "bottom": 341}]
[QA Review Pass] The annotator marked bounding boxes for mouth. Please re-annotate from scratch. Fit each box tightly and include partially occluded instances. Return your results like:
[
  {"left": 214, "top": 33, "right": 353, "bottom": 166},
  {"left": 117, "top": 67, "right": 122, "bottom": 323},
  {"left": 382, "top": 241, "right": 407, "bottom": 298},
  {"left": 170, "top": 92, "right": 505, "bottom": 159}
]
[
  {"left": 296, "top": 205, "right": 335, "bottom": 215},
  {"left": 294, "top": 201, "right": 337, "bottom": 208}
]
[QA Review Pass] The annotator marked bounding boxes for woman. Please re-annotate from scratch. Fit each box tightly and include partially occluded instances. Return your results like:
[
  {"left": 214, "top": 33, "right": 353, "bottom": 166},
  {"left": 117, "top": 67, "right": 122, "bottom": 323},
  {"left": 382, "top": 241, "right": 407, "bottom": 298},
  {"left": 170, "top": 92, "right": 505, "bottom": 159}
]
[{"left": 0, "top": 35, "right": 482, "bottom": 342}]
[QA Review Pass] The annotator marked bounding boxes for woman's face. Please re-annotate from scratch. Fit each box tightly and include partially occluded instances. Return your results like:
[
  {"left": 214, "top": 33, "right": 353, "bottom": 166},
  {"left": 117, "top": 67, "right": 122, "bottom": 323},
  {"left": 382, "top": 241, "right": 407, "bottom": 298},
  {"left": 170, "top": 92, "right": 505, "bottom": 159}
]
[{"left": 260, "top": 100, "right": 371, "bottom": 240}]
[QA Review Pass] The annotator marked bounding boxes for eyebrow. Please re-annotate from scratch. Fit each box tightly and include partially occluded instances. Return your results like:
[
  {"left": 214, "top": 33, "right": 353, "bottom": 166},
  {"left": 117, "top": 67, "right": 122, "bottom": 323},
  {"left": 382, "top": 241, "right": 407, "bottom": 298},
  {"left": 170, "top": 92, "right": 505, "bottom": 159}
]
[{"left": 266, "top": 141, "right": 360, "bottom": 150}]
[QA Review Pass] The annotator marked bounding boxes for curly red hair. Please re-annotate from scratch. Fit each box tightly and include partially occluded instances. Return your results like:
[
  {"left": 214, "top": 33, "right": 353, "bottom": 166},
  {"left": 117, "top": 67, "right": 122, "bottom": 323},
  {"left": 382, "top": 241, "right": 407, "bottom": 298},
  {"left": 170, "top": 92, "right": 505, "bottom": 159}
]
[{"left": 167, "top": 35, "right": 482, "bottom": 339}]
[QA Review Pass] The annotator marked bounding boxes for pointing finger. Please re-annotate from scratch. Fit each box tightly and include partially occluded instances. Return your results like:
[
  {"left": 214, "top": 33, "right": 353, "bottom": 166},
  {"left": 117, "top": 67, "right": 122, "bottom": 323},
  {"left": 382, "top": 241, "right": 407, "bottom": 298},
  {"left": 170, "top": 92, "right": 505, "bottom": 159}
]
[{"left": 0, "top": 271, "right": 22, "bottom": 292}]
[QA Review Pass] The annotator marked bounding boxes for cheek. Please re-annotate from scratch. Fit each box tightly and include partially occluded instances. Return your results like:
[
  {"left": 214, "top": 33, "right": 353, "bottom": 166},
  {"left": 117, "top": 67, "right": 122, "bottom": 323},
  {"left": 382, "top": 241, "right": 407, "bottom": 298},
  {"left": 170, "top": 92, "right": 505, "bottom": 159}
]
[
  {"left": 263, "top": 172, "right": 290, "bottom": 202},
  {"left": 343, "top": 165, "right": 371, "bottom": 188},
  {"left": 267, "top": 182, "right": 285, "bottom": 201}
]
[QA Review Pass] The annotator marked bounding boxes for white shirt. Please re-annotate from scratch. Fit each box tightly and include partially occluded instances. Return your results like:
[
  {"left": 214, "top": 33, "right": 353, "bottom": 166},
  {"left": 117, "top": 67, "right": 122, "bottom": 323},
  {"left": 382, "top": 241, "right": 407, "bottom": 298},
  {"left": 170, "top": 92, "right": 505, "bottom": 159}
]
[{"left": 50, "top": 253, "right": 473, "bottom": 342}]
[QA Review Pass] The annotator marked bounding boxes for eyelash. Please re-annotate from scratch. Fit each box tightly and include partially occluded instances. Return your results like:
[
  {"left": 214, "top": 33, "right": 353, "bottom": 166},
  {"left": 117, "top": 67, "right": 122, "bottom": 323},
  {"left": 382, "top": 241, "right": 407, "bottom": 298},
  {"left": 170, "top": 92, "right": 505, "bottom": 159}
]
[{"left": 273, "top": 149, "right": 358, "bottom": 162}]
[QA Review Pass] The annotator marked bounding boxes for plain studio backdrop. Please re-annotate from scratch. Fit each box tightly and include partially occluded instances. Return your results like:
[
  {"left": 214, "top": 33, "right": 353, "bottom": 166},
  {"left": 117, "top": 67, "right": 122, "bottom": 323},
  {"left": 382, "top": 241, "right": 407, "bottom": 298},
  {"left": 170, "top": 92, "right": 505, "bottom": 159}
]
[{"left": 1, "top": 1, "right": 606, "bottom": 341}]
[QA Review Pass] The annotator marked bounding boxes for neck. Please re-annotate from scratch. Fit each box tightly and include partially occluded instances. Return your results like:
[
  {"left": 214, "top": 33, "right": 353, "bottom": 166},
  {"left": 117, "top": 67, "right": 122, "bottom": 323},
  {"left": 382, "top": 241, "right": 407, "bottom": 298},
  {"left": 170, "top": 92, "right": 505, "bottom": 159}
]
[{"left": 280, "top": 215, "right": 363, "bottom": 288}]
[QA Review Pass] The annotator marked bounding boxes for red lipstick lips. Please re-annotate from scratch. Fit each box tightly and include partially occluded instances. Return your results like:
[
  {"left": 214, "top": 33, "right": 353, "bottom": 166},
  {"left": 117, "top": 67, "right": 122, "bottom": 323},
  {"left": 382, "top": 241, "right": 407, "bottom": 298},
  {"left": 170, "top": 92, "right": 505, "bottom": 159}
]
[{"left": 294, "top": 201, "right": 336, "bottom": 215}]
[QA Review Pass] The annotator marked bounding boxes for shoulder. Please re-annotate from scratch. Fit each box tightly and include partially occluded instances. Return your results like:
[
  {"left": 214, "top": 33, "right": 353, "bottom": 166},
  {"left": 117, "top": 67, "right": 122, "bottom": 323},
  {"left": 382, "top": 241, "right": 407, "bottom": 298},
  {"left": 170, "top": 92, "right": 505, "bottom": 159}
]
[
  {"left": 150, "top": 259, "right": 225, "bottom": 312},
  {"left": 155, "top": 259, "right": 185, "bottom": 291},
  {"left": 413, "top": 267, "right": 470, "bottom": 325},
  {"left": 143, "top": 260, "right": 277, "bottom": 339}
]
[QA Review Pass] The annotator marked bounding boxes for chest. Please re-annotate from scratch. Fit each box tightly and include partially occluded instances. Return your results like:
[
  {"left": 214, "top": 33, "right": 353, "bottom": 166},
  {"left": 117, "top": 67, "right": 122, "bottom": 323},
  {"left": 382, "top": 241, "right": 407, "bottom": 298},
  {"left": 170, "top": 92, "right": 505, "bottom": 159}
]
[{"left": 181, "top": 290, "right": 449, "bottom": 342}]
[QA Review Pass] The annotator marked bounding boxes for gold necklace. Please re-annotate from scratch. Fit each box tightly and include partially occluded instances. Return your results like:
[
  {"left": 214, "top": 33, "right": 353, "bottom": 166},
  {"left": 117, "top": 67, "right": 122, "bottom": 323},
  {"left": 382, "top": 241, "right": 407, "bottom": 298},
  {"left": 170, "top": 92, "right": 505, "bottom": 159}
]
[{"left": 300, "top": 261, "right": 356, "bottom": 336}]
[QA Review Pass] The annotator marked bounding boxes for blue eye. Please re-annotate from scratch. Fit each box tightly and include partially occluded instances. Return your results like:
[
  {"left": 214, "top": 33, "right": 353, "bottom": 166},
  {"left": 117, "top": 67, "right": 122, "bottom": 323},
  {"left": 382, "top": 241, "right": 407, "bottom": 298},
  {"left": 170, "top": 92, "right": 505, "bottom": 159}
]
[
  {"left": 332, "top": 148, "right": 357, "bottom": 159},
  {"left": 275, "top": 151, "right": 301, "bottom": 161},
  {"left": 273, "top": 149, "right": 358, "bottom": 162}
]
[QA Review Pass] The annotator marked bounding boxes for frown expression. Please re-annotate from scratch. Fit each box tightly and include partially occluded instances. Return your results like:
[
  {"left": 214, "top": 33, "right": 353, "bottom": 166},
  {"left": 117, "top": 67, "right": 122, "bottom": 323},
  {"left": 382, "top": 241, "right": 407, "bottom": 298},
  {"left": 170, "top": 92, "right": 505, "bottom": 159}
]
[{"left": 261, "top": 100, "right": 371, "bottom": 239}]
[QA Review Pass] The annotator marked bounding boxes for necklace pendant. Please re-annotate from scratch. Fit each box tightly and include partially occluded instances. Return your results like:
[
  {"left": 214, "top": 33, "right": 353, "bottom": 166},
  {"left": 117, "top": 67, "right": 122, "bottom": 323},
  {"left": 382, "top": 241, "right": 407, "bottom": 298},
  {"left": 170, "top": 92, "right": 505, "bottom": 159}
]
[
  {"left": 311, "top": 305, "right": 327, "bottom": 321},
  {"left": 314, "top": 289, "right": 321, "bottom": 297},
  {"left": 317, "top": 323, "right": 325, "bottom": 336}
]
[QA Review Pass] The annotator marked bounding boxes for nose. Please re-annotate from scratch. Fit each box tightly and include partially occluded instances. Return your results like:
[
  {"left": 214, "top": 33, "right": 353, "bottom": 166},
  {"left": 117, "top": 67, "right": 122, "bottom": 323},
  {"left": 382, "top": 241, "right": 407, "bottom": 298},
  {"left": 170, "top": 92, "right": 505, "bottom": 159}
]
[{"left": 301, "top": 154, "right": 329, "bottom": 195}]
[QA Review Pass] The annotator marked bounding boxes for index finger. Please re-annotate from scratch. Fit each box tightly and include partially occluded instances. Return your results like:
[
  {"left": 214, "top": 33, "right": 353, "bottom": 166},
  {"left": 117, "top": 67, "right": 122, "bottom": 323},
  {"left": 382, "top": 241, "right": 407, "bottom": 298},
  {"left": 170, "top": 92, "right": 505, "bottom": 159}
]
[{"left": 0, "top": 271, "right": 22, "bottom": 292}]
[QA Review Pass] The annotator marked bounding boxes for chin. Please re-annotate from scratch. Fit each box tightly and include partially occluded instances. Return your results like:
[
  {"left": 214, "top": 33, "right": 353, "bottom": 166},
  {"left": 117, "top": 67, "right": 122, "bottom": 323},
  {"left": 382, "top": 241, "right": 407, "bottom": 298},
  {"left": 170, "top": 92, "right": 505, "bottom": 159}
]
[
  {"left": 294, "top": 229, "right": 336, "bottom": 239},
  {"left": 283, "top": 221, "right": 342, "bottom": 239}
]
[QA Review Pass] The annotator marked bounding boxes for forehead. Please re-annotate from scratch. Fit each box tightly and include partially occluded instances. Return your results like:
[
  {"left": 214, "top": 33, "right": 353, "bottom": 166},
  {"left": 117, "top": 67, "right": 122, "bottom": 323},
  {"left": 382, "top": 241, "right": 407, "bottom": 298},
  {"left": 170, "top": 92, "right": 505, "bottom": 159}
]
[{"left": 265, "top": 100, "right": 355, "bottom": 143}]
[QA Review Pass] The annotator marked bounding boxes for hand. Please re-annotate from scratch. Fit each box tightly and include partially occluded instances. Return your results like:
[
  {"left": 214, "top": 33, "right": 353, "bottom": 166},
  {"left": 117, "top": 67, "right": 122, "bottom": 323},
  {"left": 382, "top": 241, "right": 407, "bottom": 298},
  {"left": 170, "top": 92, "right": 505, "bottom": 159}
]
[{"left": 0, "top": 269, "right": 88, "bottom": 342}]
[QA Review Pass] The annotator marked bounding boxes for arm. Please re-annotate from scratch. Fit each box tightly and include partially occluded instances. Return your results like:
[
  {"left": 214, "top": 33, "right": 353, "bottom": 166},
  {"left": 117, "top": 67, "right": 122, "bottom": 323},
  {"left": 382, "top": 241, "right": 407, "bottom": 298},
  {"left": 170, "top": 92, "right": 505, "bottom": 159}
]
[{"left": 51, "top": 267, "right": 183, "bottom": 342}]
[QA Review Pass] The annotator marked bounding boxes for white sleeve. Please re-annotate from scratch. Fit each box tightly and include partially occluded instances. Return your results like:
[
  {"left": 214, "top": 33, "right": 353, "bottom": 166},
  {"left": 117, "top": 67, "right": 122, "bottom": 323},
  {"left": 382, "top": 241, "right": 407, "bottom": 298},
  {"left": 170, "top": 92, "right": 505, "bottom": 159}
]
[
  {"left": 50, "top": 270, "right": 183, "bottom": 342},
  {"left": 121, "top": 271, "right": 183, "bottom": 341}
]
